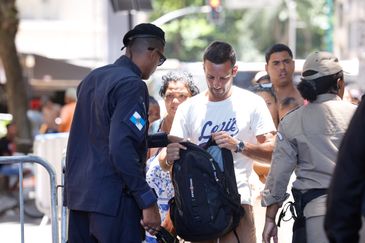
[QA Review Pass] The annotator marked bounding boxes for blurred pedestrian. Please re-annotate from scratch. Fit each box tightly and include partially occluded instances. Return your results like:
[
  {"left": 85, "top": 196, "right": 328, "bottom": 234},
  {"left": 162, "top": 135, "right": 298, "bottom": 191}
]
[
  {"left": 40, "top": 95, "right": 61, "bottom": 133},
  {"left": 166, "top": 41, "right": 276, "bottom": 243},
  {"left": 64, "top": 23, "right": 166, "bottom": 243},
  {"left": 58, "top": 88, "right": 77, "bottom": 133},
  {"left": 251, "top": 83, "right": 278, "bottom": 128},
  {"left": 0, "top": 122, "right": 18, "bottom": 212},
  {"left": 27, "top": 98, "right": 43, "bottom": 139},
  {"left": 261, "top": 51, "right": 357, "bottom": 243},
  {"left": 148, "top": 95, "right": 161, "bottom": 134},
  {"left": 253, "top": 71, "right": 271, "bottom": 85}
]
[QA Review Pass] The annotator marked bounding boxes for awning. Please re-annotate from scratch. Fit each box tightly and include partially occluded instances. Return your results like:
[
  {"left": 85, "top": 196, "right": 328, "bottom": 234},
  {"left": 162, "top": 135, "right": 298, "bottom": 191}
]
[{"left": 20, "top": 53, "right": 92, "bottom": 91}]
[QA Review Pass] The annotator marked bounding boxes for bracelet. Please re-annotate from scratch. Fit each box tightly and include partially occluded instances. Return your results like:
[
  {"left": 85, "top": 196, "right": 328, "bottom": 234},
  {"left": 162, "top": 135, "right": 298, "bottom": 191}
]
[{"left": 165, "top": 160, "right": 173, "bottom": 167}]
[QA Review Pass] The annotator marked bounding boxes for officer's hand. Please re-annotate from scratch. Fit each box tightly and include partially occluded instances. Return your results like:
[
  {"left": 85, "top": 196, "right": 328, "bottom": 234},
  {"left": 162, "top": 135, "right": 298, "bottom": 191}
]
[
  {"left": 262, "top": 217, "right": 278, "bottom": 243},
  {"left": 141, "top": 203, "right": 161, "bottom": 236},
  {"left": 166, "top": 142, "right": 186, "bottom": 165}
]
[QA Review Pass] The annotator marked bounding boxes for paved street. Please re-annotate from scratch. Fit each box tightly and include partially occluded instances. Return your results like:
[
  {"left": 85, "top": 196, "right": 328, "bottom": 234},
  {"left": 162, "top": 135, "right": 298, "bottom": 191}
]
[
  {"left": 0, "top": 206, "right": 293, "bottom": 243},
  {"left": 0, "top": 208, "right": 52, "bottom": 243}
]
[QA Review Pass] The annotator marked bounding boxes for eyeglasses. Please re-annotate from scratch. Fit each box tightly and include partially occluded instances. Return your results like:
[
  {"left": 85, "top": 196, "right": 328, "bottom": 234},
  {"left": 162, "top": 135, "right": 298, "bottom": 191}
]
[
  {"left": 147, "top": 47, "right": 166, "bottom": 66},
  {"left": 250, "top": 83, "right": 274, "bottom": 93}
]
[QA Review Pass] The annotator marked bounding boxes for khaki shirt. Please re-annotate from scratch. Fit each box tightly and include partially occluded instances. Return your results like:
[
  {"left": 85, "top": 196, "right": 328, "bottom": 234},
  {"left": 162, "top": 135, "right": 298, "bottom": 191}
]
[{"left": 262, "top": 94, "right": 357, "bottom": 206}]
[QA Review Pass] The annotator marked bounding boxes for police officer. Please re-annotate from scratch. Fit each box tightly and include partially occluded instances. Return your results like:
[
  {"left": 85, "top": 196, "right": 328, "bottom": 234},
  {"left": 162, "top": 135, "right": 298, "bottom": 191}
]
[
  {"left": 261, "top": 51, "right": 357, "bottom": 243},
  {"left": 64, "top": 23, "right": 166, "bottom": 243}
]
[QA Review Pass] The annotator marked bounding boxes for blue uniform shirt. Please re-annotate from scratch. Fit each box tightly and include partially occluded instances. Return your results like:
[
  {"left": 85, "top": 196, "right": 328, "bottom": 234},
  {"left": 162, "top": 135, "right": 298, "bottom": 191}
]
[{"left": 64, "top": 55, "right": 157, "bottom": 216}]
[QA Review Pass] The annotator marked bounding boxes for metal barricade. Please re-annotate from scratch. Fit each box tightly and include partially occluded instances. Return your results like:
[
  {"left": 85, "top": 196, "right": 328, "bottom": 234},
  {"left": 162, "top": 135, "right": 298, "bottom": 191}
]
[{"left": 0, "top": 155, "right": 59, "bottom": 243}]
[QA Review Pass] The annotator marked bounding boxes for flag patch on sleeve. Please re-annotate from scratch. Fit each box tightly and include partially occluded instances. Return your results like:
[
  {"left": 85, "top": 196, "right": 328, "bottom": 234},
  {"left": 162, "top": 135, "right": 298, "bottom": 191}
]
[{"left": 129, "top": 111, "right": 146, "bottom": 131}]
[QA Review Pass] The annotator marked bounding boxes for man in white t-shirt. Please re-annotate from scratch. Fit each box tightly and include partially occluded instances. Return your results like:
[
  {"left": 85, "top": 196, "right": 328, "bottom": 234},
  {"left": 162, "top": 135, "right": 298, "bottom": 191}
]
[{"left": 165, "top": 41, "right": 277, "bottom": 243}]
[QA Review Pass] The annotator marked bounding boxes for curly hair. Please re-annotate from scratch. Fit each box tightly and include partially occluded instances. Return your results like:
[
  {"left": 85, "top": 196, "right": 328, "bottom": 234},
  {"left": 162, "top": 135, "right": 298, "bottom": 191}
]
[{"left": 159, "top": 71, "right": 199, "bottom": 98}]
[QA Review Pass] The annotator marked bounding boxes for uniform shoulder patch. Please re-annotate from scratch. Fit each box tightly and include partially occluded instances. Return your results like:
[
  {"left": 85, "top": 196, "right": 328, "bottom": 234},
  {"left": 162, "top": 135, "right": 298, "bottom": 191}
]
[
  {"left": 129, "top": 111, "right": 146, "bottom": 131},
  {"left": 123, "top": 102, "right": 147, "bottom": 138}
]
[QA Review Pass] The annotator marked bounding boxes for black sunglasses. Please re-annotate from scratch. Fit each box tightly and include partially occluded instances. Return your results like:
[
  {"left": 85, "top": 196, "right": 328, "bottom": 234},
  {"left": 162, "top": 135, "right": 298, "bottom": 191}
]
[{"left": 148, "top": 47, "right": 166, "bottom": 66}]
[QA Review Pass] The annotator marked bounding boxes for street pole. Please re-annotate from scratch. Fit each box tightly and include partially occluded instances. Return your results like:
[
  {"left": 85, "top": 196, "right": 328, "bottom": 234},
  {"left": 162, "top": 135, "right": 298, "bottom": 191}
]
[
  {"left": 285, "top": 0, "right": 297, "bottom": 58},
  {"left": 326, "top": 0, "right": 334, "bottom": 52}
]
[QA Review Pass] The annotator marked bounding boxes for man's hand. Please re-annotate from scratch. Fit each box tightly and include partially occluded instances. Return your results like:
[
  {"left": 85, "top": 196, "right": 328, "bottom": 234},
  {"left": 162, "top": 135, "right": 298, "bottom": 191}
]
[
  {"left": 212, "top": 131, "right": 238, "bottom": 152},
  {"left": 140, "top": 203, "right": 161, "bottom": 236},
  {"left": 262, "top": 217, "right": 278, "bottom": 243}
]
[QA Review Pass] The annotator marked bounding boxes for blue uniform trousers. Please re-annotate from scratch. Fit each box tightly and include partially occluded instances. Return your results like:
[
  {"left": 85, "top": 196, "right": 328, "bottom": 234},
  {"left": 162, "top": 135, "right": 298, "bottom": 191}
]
[{"left": 68, "top": 194, "right": 144, "bottom": 243}]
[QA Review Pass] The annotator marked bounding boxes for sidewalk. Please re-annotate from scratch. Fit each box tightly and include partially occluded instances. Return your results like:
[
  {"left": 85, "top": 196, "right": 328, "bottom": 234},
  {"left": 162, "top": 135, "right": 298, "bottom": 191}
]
[{"left": 0, "top": 206, "right": 52, "bottom": 243}]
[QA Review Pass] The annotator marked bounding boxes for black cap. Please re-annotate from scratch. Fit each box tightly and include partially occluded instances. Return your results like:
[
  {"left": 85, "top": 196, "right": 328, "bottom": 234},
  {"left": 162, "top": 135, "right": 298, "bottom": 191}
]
[{"left": 122, "top": 23, "right": 165, "bottom": 48}]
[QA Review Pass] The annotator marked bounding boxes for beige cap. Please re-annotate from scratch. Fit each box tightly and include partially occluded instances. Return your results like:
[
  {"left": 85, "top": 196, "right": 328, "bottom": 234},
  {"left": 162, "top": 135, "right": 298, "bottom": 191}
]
[{"left": 301, "top": 51, "right": 342, "bottom": 81}]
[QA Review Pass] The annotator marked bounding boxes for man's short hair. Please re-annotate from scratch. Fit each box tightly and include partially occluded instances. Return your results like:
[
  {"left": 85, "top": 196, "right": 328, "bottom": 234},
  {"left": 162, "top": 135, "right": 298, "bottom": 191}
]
[
  {"left": 203, "top": 41, "right": 236, "bottom": 67},
  {"left": 265, "top": 43, "right": 293, "bottom": 63},
  {"left": 128, "top": 37, "right": 164, "bottom": 54}
]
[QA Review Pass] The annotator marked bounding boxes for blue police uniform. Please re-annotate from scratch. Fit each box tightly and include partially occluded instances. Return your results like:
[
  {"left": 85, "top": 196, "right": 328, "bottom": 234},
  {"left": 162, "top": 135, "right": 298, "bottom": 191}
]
[{"left": 65, "top": 55, "right": 157, "bottom": 243}]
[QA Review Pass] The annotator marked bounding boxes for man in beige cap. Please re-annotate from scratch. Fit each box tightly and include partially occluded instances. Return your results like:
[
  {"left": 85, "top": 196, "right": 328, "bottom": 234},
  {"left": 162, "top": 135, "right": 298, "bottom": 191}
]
[{"left": 261, "top": 51, "right": 357, "bottom": 243}]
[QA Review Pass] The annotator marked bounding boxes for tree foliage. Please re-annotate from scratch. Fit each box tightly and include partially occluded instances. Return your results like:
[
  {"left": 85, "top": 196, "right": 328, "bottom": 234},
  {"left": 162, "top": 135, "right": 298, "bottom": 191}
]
[{"left": 149, "top": 0, "right": 330, "bottom": 61}]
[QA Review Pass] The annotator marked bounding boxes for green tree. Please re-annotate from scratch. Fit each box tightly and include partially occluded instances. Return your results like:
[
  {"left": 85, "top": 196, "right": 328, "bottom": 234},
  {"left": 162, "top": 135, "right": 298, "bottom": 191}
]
[
  {"left": 150, "top": 0, "right": 245, "bottom": 61},
  {"left": 243, "top": 0, "right": 329, "bottom": 59},
  {"left": 149, "top": 0, "right": 330, "bottom": 61},
  {"left": 0, "top": 0, "right": 32, "bottom": 153}
]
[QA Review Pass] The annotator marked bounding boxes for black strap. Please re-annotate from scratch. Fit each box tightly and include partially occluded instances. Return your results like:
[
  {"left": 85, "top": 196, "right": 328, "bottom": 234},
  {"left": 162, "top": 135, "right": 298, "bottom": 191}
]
[{"left": 233, "top": 229, "right": 240, "bottom": 243}]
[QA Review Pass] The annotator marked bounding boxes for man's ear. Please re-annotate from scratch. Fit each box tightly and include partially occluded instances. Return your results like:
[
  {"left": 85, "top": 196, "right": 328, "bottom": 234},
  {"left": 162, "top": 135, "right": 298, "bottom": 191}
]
[
  {"left": 232, "top": 65, "right": 238, "bottom": 76},
  {"left": 337, "top": 78, "right": 345, "bottom": 98},
  {"left": 337, "top": 78, "right": 344, "bottom": 89},
  {"left": 265, "top": 63, "right": 268, "bottom": 72}
]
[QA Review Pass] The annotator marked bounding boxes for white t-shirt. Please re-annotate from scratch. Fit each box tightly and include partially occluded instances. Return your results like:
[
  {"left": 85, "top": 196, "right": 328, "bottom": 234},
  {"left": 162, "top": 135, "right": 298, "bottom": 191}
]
[{"left": 170, "top": 86, "right": 276, "bottom": 205}]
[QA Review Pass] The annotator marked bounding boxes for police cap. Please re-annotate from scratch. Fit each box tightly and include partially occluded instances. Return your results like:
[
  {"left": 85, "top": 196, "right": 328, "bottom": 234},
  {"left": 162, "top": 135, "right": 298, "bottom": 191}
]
[{"left": 123, "top": 23, "right": 165, "bottom": 48}]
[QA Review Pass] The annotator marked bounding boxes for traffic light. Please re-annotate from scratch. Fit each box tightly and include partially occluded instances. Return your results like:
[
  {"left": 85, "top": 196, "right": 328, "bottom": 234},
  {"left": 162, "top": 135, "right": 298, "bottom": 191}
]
[{"left": 207, "top": 0, "right": 223, "bottom": 24}]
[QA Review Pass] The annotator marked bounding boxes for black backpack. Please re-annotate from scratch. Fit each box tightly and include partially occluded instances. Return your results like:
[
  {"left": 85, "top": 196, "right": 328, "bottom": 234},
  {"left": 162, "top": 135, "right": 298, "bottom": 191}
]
[{"left": 169, "top": 140, "right": 244, "bottom": 242}]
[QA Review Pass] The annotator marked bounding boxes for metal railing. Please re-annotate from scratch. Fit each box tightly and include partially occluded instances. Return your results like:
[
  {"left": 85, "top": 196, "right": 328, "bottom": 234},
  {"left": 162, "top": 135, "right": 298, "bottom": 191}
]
[{"left": 0, "top": 155, "right": 59, "bottom": 243}]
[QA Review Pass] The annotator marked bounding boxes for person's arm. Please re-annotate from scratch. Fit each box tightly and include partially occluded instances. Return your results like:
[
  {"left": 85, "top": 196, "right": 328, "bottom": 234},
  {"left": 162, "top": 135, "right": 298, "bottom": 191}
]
[
  {"left": 253, "top": 161, "right": 270, "bottom": 183},
  {"left": 262, "top": 203, "right": 280, "bottom": 243},
  {"left": 325, "top": 99, "right": 365, "bottom": 242},
  {"left": 109, "top": 80, "right": 158, "bottom": 210},
  {"left": 211, "top": 131, "right": 275, "bottom": 163},
  {"left": 261, "top": 124, "right": 298, "bottom": 242}
]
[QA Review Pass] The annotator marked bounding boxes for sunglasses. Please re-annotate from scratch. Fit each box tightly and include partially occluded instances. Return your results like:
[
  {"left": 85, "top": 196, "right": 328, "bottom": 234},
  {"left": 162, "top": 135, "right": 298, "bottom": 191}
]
[
  {"left": 148, "top": 47, "right": 166, "bottom": 66},
  {"left": 258, "top": 83, "right": 272, "bottom": 89},
  {"left": 250, "top": 82, "right": 274, "bottom": 93}
]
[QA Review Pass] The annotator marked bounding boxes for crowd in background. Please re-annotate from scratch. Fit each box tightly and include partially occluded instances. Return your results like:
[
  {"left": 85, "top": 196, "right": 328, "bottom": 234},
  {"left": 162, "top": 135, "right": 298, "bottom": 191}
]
[{"left": 1, "top": 22, "right": 364, "bottom": 242}]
